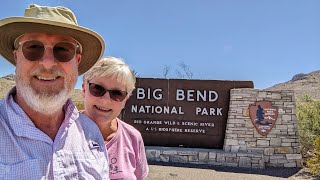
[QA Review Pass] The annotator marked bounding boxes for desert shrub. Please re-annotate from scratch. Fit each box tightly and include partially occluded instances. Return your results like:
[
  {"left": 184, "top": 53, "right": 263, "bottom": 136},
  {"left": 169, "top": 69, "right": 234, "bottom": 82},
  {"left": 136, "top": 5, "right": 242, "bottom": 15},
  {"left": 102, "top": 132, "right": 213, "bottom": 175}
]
[
  {"left": 296, "top": 98, "right": 320, "bottom": 175},
  {"left": 297, "top": 100, "right": 320, "bottom": 150},
  {"left": 306, "top": 137, "right": 320, "bottom": 176}
]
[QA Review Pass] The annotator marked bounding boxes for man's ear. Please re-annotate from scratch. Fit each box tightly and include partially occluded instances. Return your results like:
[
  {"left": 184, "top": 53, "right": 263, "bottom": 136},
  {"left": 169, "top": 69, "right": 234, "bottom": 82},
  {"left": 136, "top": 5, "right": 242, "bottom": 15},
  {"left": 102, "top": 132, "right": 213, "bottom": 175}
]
[
  {"left": 13, "top": 50, "right": 17, "bottom": 63},
  {"left": 76, "top": 54, "right": 82, "bottom": 64}
]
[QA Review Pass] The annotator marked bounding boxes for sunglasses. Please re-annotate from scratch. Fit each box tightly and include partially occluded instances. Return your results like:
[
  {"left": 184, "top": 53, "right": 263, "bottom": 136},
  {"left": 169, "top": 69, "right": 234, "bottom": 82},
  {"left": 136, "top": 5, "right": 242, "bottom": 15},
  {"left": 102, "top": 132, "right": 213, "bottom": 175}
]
[
  {"left": 87, "top": 82, "right": 128, "bottom": 102},
  {"left": 16, "top": 40, "right": 81, "bottom": 62}
]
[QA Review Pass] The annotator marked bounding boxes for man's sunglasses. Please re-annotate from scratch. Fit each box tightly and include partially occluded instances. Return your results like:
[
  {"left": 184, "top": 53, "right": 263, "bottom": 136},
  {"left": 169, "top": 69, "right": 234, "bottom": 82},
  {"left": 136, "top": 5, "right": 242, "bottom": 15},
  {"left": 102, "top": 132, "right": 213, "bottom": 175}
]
[
  {"left": 87, "top": 82, "right": 128, "bottom": 102},
  {"left": 16, "top": 40, "right": 81, "bottom": 62}
]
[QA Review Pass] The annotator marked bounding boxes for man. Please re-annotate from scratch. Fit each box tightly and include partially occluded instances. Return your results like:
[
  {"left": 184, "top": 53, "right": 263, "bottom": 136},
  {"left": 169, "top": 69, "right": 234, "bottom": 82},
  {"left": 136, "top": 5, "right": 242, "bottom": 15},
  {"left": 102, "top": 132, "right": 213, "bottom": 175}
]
[{"left": 0, "top": 4, "right": 109, "bottom": 179}]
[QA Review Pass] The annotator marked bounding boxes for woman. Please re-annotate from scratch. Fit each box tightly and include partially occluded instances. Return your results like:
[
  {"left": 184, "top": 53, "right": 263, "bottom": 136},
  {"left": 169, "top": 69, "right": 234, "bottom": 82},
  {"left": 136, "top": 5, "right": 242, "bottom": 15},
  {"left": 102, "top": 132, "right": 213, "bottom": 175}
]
[{"left": 82, "top": 57, "right": 149, "bottom": 180}]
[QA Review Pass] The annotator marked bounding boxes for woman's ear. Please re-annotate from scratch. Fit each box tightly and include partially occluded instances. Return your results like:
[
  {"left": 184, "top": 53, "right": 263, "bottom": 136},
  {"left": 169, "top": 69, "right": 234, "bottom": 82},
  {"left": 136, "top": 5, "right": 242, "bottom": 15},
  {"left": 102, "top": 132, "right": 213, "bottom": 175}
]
[
  {"left": 125, "top": 94, "right": 131, "bottom": 101},
  {"left": 121, "top": 95, "right": 131, "bottom": 109}
]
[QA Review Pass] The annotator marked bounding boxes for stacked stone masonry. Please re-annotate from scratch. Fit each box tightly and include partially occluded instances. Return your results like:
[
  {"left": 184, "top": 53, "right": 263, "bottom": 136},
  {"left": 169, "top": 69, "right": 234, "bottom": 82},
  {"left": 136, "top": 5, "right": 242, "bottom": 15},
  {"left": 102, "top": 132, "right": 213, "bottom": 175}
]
[
  {"left": 145, "top": 89, "right": 302, "bottom": 169},
  {"left": 224, "top": 89, "right": 302, "bottom": 168},
  {"left": 146, "top": 146, "right": 265, "bottom": 169}
]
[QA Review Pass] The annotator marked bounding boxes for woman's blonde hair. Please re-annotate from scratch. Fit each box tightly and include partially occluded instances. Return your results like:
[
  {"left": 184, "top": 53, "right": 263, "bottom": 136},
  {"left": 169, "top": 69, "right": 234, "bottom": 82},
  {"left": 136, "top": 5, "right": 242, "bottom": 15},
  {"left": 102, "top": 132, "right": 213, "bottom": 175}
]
[{"left": 83, "top": 57, "right": 136, "bottom": 94}]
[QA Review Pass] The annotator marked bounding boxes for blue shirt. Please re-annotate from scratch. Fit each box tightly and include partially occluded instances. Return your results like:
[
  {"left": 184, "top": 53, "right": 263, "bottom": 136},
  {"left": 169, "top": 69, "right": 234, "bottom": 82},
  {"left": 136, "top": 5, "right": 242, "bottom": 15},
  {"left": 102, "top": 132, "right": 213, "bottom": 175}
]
[{"left": 0, "top": 87, "right": 109, "bottom": 180}]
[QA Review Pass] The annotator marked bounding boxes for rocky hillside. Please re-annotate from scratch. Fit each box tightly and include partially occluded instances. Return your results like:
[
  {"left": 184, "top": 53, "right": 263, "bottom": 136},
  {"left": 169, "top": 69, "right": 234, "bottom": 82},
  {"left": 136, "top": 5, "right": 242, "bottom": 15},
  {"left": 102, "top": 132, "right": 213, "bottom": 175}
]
[
  {"left": 0, "top": 74, "right": 15, "bottom": 98},
  {"left": 265, "top": 70, "right": 320, "bottom": 100},
  {"left": 0, "top": 74, "right": 83, "bottom": 101}
]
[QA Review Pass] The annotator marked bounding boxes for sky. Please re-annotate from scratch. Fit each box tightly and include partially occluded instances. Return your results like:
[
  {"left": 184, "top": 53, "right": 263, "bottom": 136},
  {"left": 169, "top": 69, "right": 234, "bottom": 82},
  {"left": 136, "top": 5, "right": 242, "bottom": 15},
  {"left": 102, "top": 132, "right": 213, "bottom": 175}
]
[{"left": 0, "top": 0, "right": 320, "bottom": 89}]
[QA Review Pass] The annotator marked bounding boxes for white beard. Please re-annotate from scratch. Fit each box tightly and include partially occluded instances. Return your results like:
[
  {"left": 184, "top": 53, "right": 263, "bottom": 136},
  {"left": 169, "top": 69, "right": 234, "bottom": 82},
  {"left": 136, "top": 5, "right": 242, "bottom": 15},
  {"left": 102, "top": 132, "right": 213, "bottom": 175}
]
[
  {"left": 14, "top": 61, "right": 78, "bottom": 116},
  {"left": 17, "top": 82, "right": 70, "bottom": 115}
]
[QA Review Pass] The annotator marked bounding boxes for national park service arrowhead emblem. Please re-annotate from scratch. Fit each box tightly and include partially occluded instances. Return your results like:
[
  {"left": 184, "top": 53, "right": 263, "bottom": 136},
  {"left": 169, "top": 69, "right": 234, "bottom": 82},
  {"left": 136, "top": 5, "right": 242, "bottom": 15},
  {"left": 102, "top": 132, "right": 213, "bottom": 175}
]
[{"left": 249, "top": 101, "right": 278, "bottom": 136}]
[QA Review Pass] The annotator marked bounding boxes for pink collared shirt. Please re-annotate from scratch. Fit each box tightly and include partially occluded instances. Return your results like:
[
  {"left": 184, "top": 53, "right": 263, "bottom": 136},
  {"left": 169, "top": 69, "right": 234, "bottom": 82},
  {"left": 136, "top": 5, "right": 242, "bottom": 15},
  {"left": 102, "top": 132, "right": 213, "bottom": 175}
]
[{"left": 106, "top": 119, "right": 149, "bottom": 180}]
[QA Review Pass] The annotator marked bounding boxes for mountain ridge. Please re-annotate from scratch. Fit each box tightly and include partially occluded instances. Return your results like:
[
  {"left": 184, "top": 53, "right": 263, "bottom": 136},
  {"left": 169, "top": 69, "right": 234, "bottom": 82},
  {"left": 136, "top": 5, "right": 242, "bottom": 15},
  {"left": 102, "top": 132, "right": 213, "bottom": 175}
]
[
  {"left": 265, "top": 70, "right": 320, "bottom": 100},
  {"left": 1, "top": 71, "right": 320, "bottom": 101}
]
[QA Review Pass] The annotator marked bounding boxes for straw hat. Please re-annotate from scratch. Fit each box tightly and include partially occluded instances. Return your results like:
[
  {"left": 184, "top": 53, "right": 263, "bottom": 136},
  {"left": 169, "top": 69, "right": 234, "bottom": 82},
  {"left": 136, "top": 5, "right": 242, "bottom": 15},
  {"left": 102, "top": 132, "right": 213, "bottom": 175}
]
[{"left": 0, "top": 4, "right": 105, "bottom": 75}]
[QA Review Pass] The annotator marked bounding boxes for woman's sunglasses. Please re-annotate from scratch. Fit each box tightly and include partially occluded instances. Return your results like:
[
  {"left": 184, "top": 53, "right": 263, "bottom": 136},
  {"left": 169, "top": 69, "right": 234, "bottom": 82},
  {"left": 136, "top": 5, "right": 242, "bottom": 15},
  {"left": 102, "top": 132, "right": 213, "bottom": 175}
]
[
  {"left": 87, "top": 82, "right": 128, "bottom": 102},
  {"left": 16, "top": 40, "right": 81, "bottom": 62}
]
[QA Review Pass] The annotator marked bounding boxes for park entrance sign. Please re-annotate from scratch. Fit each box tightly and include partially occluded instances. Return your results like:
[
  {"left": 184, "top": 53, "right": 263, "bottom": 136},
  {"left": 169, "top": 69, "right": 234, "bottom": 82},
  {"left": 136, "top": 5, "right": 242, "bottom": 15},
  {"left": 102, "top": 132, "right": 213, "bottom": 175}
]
[{"left": 122, "top": 78, "right": 253, "bottom": 149}]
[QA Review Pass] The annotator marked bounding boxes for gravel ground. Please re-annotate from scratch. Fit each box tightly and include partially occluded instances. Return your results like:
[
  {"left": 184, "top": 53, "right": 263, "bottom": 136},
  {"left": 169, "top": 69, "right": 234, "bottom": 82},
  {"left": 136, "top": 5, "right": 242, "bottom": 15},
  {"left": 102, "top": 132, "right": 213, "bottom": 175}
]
[{"left": 146, "top": 162, "right": 319, "bottom": 180}]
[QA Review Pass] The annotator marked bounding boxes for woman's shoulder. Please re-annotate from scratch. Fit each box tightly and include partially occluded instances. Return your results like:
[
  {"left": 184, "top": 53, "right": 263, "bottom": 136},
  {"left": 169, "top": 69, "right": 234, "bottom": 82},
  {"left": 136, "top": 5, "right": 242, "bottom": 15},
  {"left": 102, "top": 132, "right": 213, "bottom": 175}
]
[{"left": 118, "top": 119, "right": 142, "bottom": 139}]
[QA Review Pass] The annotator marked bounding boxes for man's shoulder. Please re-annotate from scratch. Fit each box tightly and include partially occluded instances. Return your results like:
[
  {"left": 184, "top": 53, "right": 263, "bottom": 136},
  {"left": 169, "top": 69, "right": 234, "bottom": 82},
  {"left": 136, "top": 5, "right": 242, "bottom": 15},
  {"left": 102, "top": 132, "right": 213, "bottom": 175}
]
[
  {"left": 0, "top": 87, "right": 17, "bottom": 123},
  {"left": 0, "top": 97, "right": 6, "bottom": 111},
  {"left": 0, "top": 98, "right": 8, "bottom": 125},
  {"left": 74, "top": 113, "right": 108, "bottom": 157},
  {"left": 78, "top": 113, "right": 99, "bottom": 129},
  {"left": 77, "top": 113, "right": 104, "bottom": 140},
  {"left": 0, "top": 99, "right": 13, "bottom": 139}
]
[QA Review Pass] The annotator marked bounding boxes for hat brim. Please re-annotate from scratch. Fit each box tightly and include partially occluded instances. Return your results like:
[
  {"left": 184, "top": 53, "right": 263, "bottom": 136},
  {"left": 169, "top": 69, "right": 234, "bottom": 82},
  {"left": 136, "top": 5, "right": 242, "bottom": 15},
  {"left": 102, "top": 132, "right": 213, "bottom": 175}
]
[{"left": 0, "top": 17, "right": 105, "bottom": 75}]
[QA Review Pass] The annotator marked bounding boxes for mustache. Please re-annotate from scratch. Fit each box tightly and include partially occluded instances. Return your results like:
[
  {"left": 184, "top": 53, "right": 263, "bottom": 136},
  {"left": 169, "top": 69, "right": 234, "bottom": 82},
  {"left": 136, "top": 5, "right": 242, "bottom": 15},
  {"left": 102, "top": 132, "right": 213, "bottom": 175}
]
[{"left": 30, "top": 67, "right": 66, "bottom": 77}]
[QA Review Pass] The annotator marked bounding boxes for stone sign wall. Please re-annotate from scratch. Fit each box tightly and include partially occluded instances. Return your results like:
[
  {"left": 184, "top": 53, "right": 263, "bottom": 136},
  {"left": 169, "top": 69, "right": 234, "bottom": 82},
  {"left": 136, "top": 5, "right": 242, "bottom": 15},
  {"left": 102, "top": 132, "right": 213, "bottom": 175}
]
[
  {"left": 224, "top": 88, "right": 302, "bottom": 167},
  {"left": 145, "top": 88, "right": 302, "bottom": 168}
]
